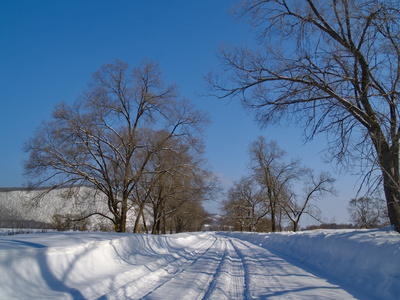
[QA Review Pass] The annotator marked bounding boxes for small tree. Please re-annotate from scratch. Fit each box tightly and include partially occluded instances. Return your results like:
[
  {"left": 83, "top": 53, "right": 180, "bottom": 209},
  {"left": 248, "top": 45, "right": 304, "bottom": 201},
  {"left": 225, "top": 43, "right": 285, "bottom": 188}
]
[
  {"left": 282, "top": 170, "right": 335, "bottom": 231},
  {"left": 348, "top": 197, "right": 389, "bottom": 228}
]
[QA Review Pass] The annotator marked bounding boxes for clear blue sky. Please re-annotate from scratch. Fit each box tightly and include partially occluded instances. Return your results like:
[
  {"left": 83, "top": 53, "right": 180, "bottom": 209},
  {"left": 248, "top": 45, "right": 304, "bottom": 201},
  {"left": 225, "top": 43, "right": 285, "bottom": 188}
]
[{"left": 0, "top": 0, "right": 362, "bottom": 224}]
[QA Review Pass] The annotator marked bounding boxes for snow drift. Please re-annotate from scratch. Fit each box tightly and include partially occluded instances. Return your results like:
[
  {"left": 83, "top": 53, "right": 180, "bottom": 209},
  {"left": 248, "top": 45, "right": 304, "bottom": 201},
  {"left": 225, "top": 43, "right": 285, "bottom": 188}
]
[{"left": 0, "top": 232, "right": 210, "bottom": 299}]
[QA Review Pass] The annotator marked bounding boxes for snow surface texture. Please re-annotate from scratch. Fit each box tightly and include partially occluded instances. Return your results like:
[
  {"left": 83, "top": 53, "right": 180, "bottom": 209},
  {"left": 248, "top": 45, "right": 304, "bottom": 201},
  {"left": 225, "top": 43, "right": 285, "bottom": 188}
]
[{"left": 0, "top": 228, "right": 399, "bottom": 299}]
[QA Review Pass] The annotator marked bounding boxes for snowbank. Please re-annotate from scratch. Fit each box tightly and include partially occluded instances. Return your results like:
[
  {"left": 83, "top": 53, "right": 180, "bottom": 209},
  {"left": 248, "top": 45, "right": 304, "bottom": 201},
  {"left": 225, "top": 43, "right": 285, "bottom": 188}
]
[
  {"left": 0, "top": 231, "right": 208, "bottom": 299},
  {"left": 220, "top": 227, "right": 400, "bottom": 300}
]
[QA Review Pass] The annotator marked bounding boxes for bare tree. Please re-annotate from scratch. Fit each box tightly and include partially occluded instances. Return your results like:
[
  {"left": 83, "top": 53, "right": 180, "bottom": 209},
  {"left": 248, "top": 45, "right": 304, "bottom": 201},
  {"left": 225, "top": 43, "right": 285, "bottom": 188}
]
[
  {"left": 222, "top": 193, "right": 248, "bottom": 231},
  {"left": 249, "top": 137, "right": 300, "bottom": 231},
  {"left": 222, "top": 176, "right": 269, "bottom": 232},
  {"left": 132, "top": 134, "right": 215, "bottom": 234},
  {"left": 208, "top": 0, "right": 400, "bottom": 232},
  {"left": 282, "top": 170, "right": 335, "bottom": 231},
  {"left": 348, "top": 196, "right": 389, "bottom": 228},
  {"left": 130, "top": 142, "right": 214, "bottom": 234},
  {"left": 224, "top": 138, "right": 333, "bottom": 231},
  {"left": 24, "top": 59, "right": 208, "bottom": 232}
]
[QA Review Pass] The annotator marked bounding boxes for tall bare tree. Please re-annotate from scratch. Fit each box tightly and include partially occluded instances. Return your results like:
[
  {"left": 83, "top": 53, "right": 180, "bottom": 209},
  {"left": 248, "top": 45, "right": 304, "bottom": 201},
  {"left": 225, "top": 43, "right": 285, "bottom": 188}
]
[
  {"left": 24, "top": 59, "right": 208, "bottom": 232},
  {"left": 208, "top": 0, "right": 400, "bottom": 232},
  {"left": 249, "top": 137, "right": 300, "bottom": 231}
]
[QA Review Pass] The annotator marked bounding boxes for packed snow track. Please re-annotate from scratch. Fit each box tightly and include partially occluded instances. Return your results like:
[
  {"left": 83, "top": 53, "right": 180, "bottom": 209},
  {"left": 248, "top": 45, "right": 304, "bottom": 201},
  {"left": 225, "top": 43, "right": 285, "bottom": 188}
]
[{"left": 0, "top": 231, "right": 374, "bottom": 299}]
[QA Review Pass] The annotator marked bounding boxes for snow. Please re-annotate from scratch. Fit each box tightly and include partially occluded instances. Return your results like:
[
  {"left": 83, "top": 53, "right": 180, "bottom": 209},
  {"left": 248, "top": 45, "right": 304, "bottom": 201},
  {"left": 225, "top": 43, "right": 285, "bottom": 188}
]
[
  {"left": 222, "top": 227, "right": 400, "bottom": 299},
  {"left": 0, "top": 228, "right": 399, "bottom": 299}
]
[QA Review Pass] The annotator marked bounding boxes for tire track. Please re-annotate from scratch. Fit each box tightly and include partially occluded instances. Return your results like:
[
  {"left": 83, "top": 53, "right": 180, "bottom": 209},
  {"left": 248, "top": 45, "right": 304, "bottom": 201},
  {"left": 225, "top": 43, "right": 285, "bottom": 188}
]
[
  {"left": 202, "top": 237, "right": 246, "bottom": 300},
  {"left": 228, "top": 237, "right": 291, "bottom": 299},
  {"left": 102, "top": 234, "right": 219, "bottom": 299},
  {"left": 142, "top": 234, "right": 247, "bottom": 300},
  {"left": 85, "top": 234, "right": 217, "bottom": 299},
  {"left": 139, "top": 234, "right": 221, "bottom": 299},
  {"left": 201, "top": 238, "right": 230, "bottom": 300}
]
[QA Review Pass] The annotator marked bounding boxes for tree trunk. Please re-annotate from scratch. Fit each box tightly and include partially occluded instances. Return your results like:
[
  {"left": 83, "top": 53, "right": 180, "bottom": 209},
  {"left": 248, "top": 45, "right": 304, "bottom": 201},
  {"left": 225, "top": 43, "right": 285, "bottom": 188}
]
[
  {"left": 293, "top": 221, "right": 298, "bottom": 232},
  {"left": 152, "top": 201, "right": 161, "bottom": 234},
  {"left": 142, "top": 210, "right": 148, "bottom": 234},
  {"left": 119, "top": 196, "right": 128, "bottom": 232},
  {"left": 161, "top": 203, "right": 166, "bottom": 234},
  {"left": 250, "top": 206, "right": 255, "bottom": 232},
  {"left": 169, "top": 218, "right": 174, "bottom": 234},
  {"left": 267, "top": 187, "right": 277, "bottom": 232},
  {"left": 133, "top": 201, "right": 145, "bottom": 233},
  {"left": 270, "top": 201, "right": 276, "bottom": 232},
  {"left": 156, "top": 217, "right": 161, "bottom": 234},
  {"left": 152, "top": 216, "right": 159, "bottom": 234},
  {"left": 162, "top": 215, "right": 166, "bottom": 234},
  {"left": 383, "top": 177, "right": 400, "bottom": 232},
  {"left": 373, "top": 131, "right": 400, "bottom": 232},
  {"left": 381, "top": 160, "right": 400, "bottom": 232}
]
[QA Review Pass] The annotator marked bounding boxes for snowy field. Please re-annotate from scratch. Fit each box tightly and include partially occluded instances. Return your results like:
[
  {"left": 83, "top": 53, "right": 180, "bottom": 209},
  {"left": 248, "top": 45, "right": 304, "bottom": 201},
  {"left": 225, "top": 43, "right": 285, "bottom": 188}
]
[{"left": 0, "top": 228, "right": 399, "bottom": 299}]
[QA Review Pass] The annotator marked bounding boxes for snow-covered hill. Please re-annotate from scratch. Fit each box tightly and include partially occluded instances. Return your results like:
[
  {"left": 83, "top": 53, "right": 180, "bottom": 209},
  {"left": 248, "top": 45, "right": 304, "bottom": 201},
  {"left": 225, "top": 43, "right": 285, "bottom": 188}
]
[
  {"left": 0, "top": 228, "right": 399, "bottom": 299},
  {"left": 0, "top": 187, "right": 112, "bottom": 230},
  {"left": 0, "top": 187, "right": 147, "bottom": 231}
]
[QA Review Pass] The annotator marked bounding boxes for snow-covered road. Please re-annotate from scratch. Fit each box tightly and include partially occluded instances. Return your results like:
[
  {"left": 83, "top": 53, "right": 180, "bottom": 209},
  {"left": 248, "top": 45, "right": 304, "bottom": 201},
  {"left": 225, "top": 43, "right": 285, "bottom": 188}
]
[
  {"left": 0, "top": 231, "right": 377, "bottom": 299},
  {"left": 111, "top": 234, "right": 355, "bottom": 300}
]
